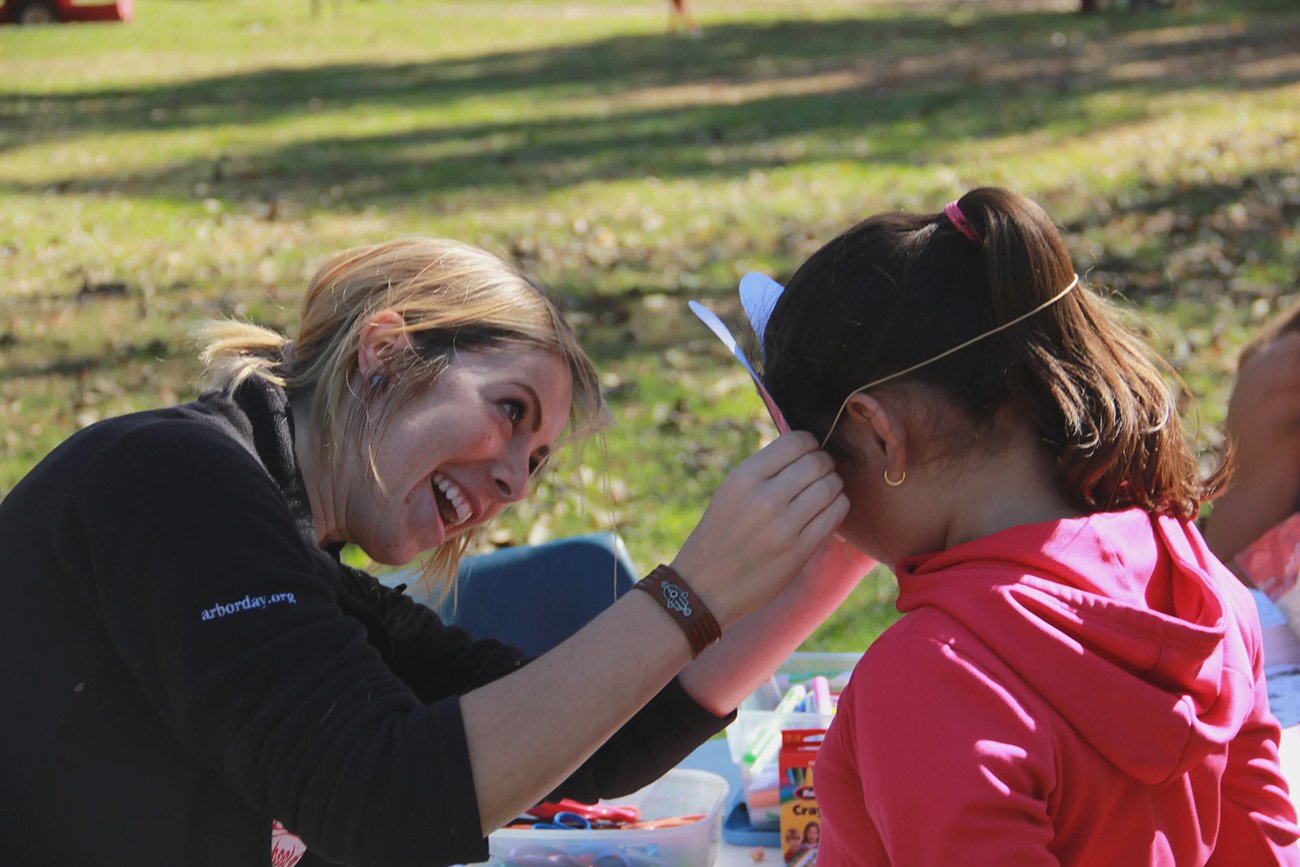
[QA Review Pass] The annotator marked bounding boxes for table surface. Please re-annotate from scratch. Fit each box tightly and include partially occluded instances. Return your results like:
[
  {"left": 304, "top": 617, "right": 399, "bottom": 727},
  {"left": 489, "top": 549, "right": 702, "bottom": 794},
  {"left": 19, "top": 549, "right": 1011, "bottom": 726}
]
[{"left": 716, "top": 840, "right": 770, "bottom": 866}]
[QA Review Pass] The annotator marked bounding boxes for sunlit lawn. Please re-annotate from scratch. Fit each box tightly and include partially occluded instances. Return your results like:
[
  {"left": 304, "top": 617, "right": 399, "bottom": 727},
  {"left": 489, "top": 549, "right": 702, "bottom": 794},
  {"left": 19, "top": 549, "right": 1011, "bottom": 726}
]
[{"left": 1, "top": 0, "right": 1297, "bottom": 648}]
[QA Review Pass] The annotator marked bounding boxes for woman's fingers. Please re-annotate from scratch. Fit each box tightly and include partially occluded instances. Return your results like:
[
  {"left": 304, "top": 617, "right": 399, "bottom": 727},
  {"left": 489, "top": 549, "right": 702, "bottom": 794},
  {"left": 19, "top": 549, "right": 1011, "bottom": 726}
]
[
  {"left": 737, "top": 430, "right": 822, "bottom": 481},
  {"left": 764, "top": 476, "right": 849, "bottom": 577},
  {"left": 798, "top": 492, "right": 851, "bottom": 548},
  {"left": 784, "top": 469, "right": 846, "bottom": 537},
  {"left": 740, "top": 436, "right": 842, "bottom": 540},
  {"left": 760, "top": 449, "right": 839, "bottom": 512}
]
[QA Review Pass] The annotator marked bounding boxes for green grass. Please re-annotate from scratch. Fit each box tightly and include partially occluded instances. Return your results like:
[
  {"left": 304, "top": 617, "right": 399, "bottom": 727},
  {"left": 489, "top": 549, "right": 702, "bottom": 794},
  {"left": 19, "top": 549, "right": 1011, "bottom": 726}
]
[{"left": 2, "top": 0, "right": 1297, "bottom": 650}]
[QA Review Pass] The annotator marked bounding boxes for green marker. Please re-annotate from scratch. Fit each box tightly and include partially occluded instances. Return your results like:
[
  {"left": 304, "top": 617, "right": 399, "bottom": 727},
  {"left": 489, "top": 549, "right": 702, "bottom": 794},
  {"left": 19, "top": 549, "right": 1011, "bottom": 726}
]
[{"left": 741, "top": 684, "right": 807, "bottom": 768}]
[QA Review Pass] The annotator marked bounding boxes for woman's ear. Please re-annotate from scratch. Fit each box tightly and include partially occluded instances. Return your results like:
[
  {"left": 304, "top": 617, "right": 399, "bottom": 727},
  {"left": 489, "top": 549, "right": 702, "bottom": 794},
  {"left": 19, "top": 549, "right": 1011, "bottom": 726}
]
[
  {"left": 840, "top": 392, "right": 907, "bottom": 482},
  {"left": 357, "top": 310, "right": 412, "bottom": 376}
]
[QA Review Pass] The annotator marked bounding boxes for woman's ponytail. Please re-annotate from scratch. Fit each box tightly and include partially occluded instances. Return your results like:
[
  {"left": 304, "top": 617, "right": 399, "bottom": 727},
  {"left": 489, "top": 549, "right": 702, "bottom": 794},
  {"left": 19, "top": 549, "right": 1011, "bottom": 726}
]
[{"left": 196, "top": 320, "right": 291, "bottom": 390}]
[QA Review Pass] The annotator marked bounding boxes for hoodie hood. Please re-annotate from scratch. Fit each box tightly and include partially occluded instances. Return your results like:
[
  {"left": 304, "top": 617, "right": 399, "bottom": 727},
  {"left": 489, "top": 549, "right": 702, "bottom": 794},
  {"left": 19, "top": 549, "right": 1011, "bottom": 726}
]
[{"left": 893, "top": 508, "right": 1261, "bottom": 786}]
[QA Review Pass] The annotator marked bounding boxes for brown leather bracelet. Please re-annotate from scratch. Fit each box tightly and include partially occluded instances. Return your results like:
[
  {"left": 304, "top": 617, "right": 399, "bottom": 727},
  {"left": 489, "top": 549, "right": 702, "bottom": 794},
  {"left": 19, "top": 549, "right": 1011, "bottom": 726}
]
[{"left": 631, "top": 564, "right": 722, "bottom": 658}]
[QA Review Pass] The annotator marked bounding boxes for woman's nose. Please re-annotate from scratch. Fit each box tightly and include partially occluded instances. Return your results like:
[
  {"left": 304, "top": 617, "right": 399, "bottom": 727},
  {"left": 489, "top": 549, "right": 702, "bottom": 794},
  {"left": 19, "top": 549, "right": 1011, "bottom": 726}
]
[{"left": 492, "top": 455, "right": 530, "bottom": 503}]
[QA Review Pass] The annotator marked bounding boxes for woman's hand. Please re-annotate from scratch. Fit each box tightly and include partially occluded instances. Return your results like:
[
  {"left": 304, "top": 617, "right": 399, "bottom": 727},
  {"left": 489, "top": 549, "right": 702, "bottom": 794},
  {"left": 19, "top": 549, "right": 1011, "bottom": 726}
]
[{"left": 670, "top": 431, "right": 849, "bottom": 626}]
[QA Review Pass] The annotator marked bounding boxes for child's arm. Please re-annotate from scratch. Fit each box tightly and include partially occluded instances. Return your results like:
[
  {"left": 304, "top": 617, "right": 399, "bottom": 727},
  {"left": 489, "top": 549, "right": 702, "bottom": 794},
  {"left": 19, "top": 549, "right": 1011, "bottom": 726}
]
[
  {"left": 677, "top": 536, "right": 872, "bottom": 714},
  {"left": 1210, "top": 668, "right": 1300, "bottom": 865},
  {"left": 1209, "top": 589, "right": 1300, "bottom": 865}
]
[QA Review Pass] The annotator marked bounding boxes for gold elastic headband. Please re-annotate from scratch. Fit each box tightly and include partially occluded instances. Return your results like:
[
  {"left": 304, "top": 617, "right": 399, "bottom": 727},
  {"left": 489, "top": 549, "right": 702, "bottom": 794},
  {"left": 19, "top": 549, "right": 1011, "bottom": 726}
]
[{"left": 819, "top": 273, "right": 1081, "bottom": 447}]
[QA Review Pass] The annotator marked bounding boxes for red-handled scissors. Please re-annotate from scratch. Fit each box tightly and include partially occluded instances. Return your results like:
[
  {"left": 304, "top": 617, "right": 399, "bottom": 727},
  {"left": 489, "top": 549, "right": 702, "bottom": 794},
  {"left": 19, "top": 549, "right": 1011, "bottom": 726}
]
[
  {"left": 526, "top": 798, "right": 641, "bottom": 826},
  {"left": 625, "top": 813, "right": 704, "bottom": 830}
]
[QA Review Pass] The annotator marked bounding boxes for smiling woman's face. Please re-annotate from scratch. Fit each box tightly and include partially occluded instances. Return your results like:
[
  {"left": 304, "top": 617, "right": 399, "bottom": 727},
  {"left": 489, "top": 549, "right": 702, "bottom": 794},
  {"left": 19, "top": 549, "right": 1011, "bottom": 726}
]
[{"left": 342, "top": 346, "right": 573, "bottom": 565}]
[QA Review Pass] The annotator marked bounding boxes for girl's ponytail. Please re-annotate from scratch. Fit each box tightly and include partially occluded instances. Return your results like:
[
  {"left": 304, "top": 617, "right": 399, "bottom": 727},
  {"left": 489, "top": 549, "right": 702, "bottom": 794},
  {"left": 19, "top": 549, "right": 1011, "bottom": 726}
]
[{"left": 957, "top": 188, "right": 1210, "bottom": 517}]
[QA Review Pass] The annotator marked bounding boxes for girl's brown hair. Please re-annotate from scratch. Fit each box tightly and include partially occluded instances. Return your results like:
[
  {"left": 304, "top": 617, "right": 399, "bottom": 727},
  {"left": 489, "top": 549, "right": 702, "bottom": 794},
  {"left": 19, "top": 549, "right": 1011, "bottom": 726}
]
[
  {"left": 762, "top": 187, "right": 1217, "bottom": 519},
  {"left": 197, "top": 237, "right": 608, "bottom": 597}
]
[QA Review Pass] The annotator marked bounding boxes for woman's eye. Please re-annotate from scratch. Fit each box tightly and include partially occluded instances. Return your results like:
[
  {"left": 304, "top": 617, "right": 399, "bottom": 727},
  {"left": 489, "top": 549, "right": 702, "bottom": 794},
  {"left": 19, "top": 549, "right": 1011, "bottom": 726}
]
[{"left": 501, "top": 399, "right": 526, "bottom": 424}]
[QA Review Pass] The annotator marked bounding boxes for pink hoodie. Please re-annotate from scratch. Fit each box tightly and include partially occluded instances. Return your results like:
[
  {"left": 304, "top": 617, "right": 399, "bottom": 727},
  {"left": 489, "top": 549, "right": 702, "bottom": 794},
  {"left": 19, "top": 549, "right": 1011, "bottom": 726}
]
[{"left": 815, "top": 509, "right": 1300, "bottom": 865}]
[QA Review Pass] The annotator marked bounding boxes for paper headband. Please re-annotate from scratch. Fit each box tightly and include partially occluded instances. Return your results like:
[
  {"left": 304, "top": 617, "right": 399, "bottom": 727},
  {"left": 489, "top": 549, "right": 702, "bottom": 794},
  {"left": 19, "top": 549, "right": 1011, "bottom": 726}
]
[{"left": 689, "top": 271, "right": 1081, "bottom": 446}]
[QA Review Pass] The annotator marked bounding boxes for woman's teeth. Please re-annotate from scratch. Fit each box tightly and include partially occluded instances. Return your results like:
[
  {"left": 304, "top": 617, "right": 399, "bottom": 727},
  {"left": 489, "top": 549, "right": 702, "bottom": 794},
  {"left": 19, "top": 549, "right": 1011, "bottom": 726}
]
[{"left": 432, "top": 472, "right": 473, "bottom": 528}]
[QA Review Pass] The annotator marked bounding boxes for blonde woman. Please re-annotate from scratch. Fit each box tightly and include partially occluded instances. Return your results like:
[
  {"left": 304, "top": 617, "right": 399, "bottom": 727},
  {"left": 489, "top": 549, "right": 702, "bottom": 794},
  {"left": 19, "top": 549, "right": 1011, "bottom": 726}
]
[{"left": 0, "top": 238, "right": 864, "bottom": 867}]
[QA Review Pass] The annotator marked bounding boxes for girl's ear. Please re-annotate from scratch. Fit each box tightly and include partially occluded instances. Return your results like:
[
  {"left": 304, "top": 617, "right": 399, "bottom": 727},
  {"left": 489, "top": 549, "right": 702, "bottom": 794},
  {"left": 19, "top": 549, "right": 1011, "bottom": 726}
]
[
  {"left": 840, "top": 392, "right": 907, "bottom": 482},
  {"left": 357, "top": 310, "right": 412, "bottom": 376}
]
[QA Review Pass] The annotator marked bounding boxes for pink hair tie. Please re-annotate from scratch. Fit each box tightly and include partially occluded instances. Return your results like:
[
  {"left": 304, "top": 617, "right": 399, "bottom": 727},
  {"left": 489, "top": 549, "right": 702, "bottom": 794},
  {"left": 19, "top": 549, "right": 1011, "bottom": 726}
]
[{"left": 944, "top": 201, "right": 980, "bottom": 244}]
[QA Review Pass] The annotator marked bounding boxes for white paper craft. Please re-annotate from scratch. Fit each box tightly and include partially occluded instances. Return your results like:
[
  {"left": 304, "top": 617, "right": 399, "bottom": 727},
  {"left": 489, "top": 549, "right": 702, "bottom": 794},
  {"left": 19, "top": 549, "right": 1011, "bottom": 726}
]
[
  {"left": 737, "top": 272, "right": 785, "bottom": 361},
  {"left": 688, "top": 272, "right": 790, "bottom": 433}
]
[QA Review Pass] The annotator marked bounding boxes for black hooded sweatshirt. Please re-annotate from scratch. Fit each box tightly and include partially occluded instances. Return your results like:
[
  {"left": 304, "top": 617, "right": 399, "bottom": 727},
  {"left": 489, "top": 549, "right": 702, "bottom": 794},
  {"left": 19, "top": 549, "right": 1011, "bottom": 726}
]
[{"left": 0, "top": 377, "right": 730, "bottom": 867}]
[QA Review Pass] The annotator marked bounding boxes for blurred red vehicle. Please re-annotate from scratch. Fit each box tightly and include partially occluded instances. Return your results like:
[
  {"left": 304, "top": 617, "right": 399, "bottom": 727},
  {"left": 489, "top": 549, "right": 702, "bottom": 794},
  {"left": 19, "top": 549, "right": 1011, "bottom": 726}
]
[{"left": 0, "top": 0, "right": 132, "bottom": 24}]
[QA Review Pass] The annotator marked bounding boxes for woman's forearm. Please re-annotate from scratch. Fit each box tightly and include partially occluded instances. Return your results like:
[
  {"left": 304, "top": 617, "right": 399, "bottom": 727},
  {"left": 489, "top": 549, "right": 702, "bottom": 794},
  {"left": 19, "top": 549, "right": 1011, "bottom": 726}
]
[
  {"left": 459, "top": 432, "right": 849, "bottom": 833},
  {"left": 459, "top": 558, "right": 866, "bottom": 834},
  {"left": 457, "top": 543, "right": 863, "bottom": 831},
  {"left": 460, "top": 589, "right": 693, "bottom": 833}
]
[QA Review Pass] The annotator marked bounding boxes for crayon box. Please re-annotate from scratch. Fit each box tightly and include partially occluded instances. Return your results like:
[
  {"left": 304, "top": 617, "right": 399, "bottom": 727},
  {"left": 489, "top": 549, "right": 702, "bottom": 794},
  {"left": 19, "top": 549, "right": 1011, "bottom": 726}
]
[
  {"left": 779, "top": 729, "right": 825, "bottom": 866},
  {"left": 725, "top": 652, "right": 861, "bottom": 830}
]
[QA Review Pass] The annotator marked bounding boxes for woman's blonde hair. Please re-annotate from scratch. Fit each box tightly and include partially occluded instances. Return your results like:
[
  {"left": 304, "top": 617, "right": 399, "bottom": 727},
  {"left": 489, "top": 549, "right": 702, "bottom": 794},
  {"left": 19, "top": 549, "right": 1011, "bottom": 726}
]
[{"left": 197, "top": 237, "right": 608, "bottom": 598}]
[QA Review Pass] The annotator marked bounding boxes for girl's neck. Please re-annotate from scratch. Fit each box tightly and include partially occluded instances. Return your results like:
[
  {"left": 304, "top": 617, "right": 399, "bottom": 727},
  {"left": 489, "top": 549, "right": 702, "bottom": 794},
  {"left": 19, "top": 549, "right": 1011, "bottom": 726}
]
[{"left": 935, "top": 424, "right": 1083, "bottom": 552}]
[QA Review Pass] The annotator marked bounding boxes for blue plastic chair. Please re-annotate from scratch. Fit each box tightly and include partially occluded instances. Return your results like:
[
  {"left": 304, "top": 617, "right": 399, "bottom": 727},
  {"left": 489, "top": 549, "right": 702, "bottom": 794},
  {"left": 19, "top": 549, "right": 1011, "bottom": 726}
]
[{"left": 382, "top": 533, "right": 638, "bottom": 657}]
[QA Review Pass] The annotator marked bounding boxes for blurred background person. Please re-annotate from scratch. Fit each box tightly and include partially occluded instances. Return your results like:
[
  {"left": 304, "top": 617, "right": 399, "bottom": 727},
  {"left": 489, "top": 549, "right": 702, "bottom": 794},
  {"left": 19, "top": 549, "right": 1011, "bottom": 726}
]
[
  {"left": 668, "top": 0, "right": 703, "bottom": 36},
  {"left": 1203, "top": 300, "right": 1300, "bottom": 587}
]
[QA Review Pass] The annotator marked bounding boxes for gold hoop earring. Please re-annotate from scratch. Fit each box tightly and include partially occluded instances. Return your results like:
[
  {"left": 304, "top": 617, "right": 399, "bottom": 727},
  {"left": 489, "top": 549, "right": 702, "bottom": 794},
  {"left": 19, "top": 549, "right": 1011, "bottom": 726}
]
[{"left": 884, "top": 468, "right": 905, "bottom": 487}]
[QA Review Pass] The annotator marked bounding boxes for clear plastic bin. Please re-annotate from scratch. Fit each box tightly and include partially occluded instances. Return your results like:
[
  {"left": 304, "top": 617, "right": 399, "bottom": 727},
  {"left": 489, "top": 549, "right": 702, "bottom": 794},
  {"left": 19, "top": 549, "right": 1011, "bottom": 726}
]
[
  {"left": 724, "top": 651, "right": 862, "bottom": 829},
  {"left": 469, "top": 768, "right": 729, "bottom": 866}
]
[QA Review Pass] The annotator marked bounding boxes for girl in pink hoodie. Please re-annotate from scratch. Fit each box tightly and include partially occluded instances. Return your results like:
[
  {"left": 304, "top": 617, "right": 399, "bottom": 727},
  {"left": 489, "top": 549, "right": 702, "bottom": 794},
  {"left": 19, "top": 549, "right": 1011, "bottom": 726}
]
[{"left": 754, "top": 188, "right": 1300, "bottom": 865}]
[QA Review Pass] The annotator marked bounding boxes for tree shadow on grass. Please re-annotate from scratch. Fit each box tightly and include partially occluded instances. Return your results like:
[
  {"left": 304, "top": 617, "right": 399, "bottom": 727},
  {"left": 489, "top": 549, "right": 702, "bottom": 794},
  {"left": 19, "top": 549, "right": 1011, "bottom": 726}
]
[
  {"left": 1, "top": 7, "right": 1296, "bottom": 206},
  {"left": 3, "top": 10, "right": 1120, "bottom": 140},
  {"left": 1061, "top": 166, "right": 1300, "bottom": 302},
  {"left": 4, "top": 162, "right": 1286, "bottom": 387}
]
